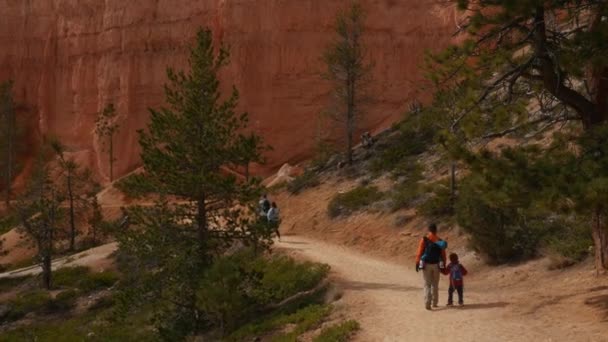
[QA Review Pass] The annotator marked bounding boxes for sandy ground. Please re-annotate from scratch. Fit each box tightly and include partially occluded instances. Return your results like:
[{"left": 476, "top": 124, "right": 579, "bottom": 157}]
[{"left": 277, "top": 236, "right": 608, "bottom": 342}]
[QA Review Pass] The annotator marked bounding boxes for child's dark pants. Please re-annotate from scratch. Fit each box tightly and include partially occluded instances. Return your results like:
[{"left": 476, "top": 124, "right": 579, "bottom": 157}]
[{"left": 448, "top": 285, "right": 464, "bottom": 304}]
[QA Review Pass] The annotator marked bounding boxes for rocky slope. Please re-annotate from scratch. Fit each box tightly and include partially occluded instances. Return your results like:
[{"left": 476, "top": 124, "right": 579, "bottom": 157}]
[{"left": 0, "top": 0, "right": 459, "bottom": 183}]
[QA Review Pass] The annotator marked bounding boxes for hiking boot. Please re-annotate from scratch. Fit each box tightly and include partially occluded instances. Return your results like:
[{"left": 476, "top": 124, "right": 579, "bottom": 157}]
[
  {"left": 458, "top": 302, "right": 464, "bottom": 306},
  {"left": 425, "top": 304, "right": 432, "bottom": 310},
  {"left": 432, "top": 304, "right": 439, "bottom": 308},
  {"left": 446, "top": 302, "right": 453, "bottom": 306}
]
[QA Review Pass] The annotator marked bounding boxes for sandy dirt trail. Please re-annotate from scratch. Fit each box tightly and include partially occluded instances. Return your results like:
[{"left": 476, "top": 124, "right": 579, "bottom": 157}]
[{"left": 277, "top": 236, "right": 605, "bottom": 342}]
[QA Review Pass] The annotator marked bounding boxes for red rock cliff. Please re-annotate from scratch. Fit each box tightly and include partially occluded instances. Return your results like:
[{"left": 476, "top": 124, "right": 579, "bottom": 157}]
[{"left": 0, "top": 0, "right": 458, "bottom": 182}]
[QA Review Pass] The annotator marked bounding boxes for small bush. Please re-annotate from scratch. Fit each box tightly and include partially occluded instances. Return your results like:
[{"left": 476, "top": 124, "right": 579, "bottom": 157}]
[
  {"left": 195, "top": 252, "right": 330, "bottom": 335},
  {"left": 53, "top": 266, "right": 90, "bottom": 288},
  {"left": 328, "top": 186, "right": 384, "bottom": 218},
  {"left": 0, "top": 275, "right": 31, "bottom": 292},
  {"left": 251, "top": 255, "right": 330, "bottom": 304},
  {"left": 53, "top": 266, "right": 119, "bottom": 292},
  {"left": 313, "top": 320, "right": 360, "bottom": 342},
  {"left": 47, "top": 289, "right": 79, "bottom": 313},
  {"left": 0, "top": 213, "right": 19, "bottom": 235},
  {"left": 228, "top": 304, "right": 332, "bottom": 342},
  {"left": 4, "top": 290, "right": 52, "bottom": 321},
  {"left": 369, "top": 114, "right": 434, "bottom": 175},
  {"left": 79, "top": 271, "right": 120, "bottom": 292},
  {"left": 287, "top": 170, "right": 321, "bottom": 195}
]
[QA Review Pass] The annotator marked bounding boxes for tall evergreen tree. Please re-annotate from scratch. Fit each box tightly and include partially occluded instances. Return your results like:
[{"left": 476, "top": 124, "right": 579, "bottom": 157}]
[
  {"left": 323, "top": 1, "right": 373, "bottom": 165},
  {"left": 426, "top": 1, "right": 608, "bottom": 270},
  {"left": 51, "top": 140, "right": 97, "bottom": 251},
  {"left": 116, "top": 28, "right": 270, "bottom": 337},
  {"left": 14, "top": 145, "right": 63, "bottom": 289}
]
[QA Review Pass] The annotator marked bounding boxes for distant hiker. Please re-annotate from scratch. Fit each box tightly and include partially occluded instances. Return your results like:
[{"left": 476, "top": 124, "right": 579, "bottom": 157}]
[
  {"left": 361, "top": 131, "right": 375, "bottom": 148},
  {"left": 415, "top": 223, "right": 447, "bottom": 310},
  {"left": 443, "top": 253, "right": 468, "bottom": 306},
  {"left": 267, "top": 202, "right": 281, "bottom": 241},
  {"left": 259, "top": 194, "right": 271, "bottom": 216}
]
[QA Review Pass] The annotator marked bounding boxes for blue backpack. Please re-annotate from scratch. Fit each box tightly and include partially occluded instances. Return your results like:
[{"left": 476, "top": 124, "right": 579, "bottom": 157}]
[{"left": 422, "top": 238, "right": 447, "bottom": 263}]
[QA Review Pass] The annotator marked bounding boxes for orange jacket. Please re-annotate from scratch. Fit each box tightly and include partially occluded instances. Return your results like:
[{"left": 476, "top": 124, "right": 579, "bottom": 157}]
[{"left": 415, "top": 233, "right": 447, "bottom": 264}]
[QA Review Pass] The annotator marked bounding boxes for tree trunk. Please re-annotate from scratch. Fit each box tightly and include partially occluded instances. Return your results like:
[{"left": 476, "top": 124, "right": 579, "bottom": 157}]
[
  {"left": 593, "top": 209, "right": 608, "bottom": 273},
  {"left": 68, "top": 172, "right": 76, "bottom": 251},
  {"left": 109, "top": 136, "right": 114, "bottom": 182},
  {"left": 346, "top": 77, "right": 355, "bottom": 165},
  {"left": 42, "top": 252, "right": 52, "bottom": 290},
  {"left": 4, "top": 113, "right": 13, "bottom": 208},
  {"left": 197, "top": 196, "right": 208, "bottom": 265},
  {"left": 450, "top": 161, "right": 456, "bottom": 203}
]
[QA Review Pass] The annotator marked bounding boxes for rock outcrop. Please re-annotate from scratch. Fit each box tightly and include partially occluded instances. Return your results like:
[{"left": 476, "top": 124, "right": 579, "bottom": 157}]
[{"left": 0, "top": 0, "right": 459, "bottom": 182}]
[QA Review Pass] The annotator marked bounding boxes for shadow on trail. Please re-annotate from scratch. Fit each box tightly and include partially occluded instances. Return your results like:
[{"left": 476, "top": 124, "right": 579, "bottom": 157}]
[
  {"left": 454, "top": 302, "right": 510, "bottom": 310},
  {"left": 280, "top": 240, "right": 309, "bottom": 245},
  {"left": 585, "top": 294, "right": 608, "bottom": 322},
  {"left": 341, "top": 280, "right": 419, "bottom": 292}
]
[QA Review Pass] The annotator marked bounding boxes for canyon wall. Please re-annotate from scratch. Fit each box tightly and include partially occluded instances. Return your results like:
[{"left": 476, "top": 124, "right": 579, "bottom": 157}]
[{"left": 0, "top": 0, "right": 459, "bottom": 182}]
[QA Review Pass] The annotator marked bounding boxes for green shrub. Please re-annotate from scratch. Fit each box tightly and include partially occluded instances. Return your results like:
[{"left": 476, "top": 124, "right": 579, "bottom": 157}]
[
  {"left": 251, "top": 255, "right": 330, "bottom": 304},
  {"left": 53, "top": 266, "right": 119, "bottom": 292},
  {"left": 388, "top": 163, "right": 424, "bottom": 211},
  {"left": 455, "top": 179, "right": 545, "bottom": 264},
  {"left": 46, "top": 289, "right": 79, "bottom": 313},
  {"left": 53, "top": 266, "right": 90, "bottom": 287},
  {"left": 328, "top": 186, "right": 384, "bottom": 218},
  {"left": 417, "top": 180, "right": 455, "bottom": 219},
  {"left": 314, "top": 320, "right": 360, "bottom": 342},
  {"left": 287, "top": 170, "right": 321, "bottom": 195},
  {"left": 4, "top": 290, "right": 52, "bottom": 321},
  {"left": 369, "top": 114, "right": 434, "bottom": 175},
  {"left": 546, "top": 217, "right": 593, "bottom": 262},
  {"left": 0, "top": 275, "right": 30, "bottom": 292},
  {"left": 79, "top": 271, "right": 120, "bottom": 292},
  {"left": 227, "top": 304, "right": 332, "bottom": 342},
  {"left": 0, "top": 213, "right": 18, "bottom": 235},
  {"left": 195, "top": 252, "right": 330, "bottom": 335},
  {"left": 0, "top": 305, "right": 158, "bottom": 342}
]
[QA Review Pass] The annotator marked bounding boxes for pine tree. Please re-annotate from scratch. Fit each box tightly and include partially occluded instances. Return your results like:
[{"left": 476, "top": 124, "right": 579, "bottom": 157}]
[
  {"left": 51, "top": 140, "right": 97, "bottom": 251},
  {"left": 427, "top": 1, "right": 608, "bottom": 270},
  {"left": 95, "top": 103, "right": 120, "bottom": 182},
  {"left": 116, "top": 28, "right": 270, "bottom": 337},
  {"left": 322, "top": 1, "right": 373, "bottom": 165},
  {"left": 14, "top": 145, "right": 63, "bottom": 289}
]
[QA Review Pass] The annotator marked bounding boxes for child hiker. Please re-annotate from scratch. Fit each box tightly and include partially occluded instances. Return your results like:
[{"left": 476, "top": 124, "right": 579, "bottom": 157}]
[{"left": 444, "top": 253, "right": 468, "bottom": 306}]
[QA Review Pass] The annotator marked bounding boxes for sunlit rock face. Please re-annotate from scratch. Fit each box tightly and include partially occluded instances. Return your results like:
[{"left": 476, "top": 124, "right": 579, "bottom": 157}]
[{"left": 0, "top": 0, "right": 458, "bottom": 182}]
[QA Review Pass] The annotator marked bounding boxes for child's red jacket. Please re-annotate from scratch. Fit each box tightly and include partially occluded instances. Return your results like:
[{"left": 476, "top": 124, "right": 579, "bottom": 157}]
[{"left": 444, "top": 262, "right": 468, "bottom": 287}]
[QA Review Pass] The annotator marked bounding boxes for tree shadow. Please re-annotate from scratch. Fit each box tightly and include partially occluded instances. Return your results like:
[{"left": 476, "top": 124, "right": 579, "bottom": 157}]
[
  {"left": 454, "top": 302, "right": 510, "bottom": 310},
  {"left": 279, "top": 240, "right": 309, "bottom": 245},
  {"left": 585, "top": 294, "right": 608, "bottom": 322},
  {"left": 588, "top": 286, "right": 608, "bottom": 293},
  {"left": 340, "top": 280, "right": 419, "bottom": 292}
]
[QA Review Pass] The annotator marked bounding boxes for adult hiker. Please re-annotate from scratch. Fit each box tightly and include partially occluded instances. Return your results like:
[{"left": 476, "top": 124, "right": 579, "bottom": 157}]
[
  {"left": 259, "top": 194, "right": 271, "bottom": 216},
  {"left": 415, "top": 223, "right": 447, "bottom": 310},
  {"left": 267, "top": 202, "right": 281, "bottom": 241}
]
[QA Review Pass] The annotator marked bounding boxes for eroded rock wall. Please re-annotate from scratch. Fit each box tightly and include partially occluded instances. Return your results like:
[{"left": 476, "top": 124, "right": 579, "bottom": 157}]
[{"left": 0, "top": 0, "right": 458, "bottom": 182}]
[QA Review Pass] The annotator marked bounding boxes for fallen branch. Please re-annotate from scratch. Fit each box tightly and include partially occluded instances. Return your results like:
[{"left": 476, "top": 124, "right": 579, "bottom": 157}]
[{"left": 260, "top": 279, "right": 330, "bottom": 313}]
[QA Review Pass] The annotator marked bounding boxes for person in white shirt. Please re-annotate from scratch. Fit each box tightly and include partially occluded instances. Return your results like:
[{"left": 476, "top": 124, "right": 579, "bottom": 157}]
[{"left": 267, "top": 202, "right": 281, "bottom": 241}]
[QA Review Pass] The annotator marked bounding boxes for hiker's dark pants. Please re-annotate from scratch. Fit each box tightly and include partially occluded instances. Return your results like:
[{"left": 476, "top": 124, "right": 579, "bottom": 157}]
[
  {"left": 268, "top": 220, "right": 281, "bottom": 239},
  {"left": 448, "top": 285, "right": 464, "bottom": 304}
]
